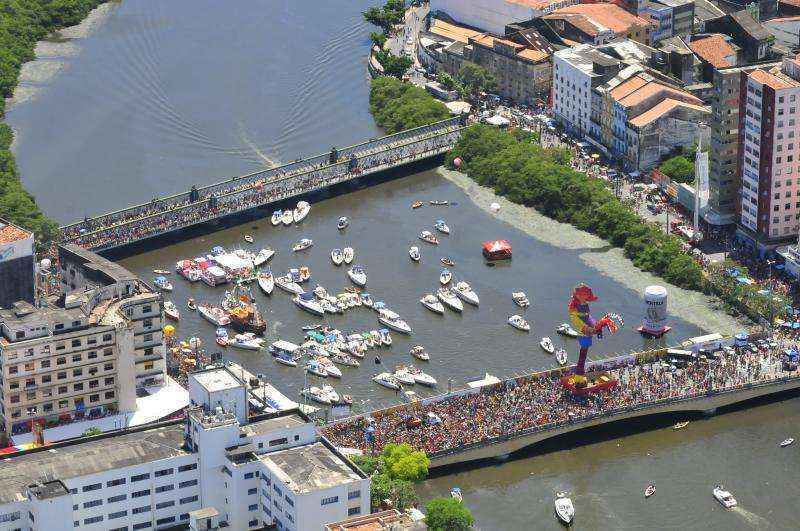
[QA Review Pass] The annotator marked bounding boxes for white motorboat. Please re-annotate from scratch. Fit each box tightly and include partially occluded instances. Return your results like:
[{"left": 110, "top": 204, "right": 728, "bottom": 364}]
[
  {"left": 347, "top": 266, "right": 367, "bottom": 287},
  {"left": 556, "top": 323, "right": 579, "bottom": 338},
  {"left": 373, "top": 372, "right": 401, "bottom": 390},
  {"left": 337, "top": 216, "right": 349, "bottom": 230},
  {"left": 780, "top": 438, "right": 795, "bottom": 447},
  {"left": 317, "top": 357, "right": 342, "bottom": 378},
  {"left": 343, "top": 247, "right": 355, "bottom": 264},
  {"left": 281, "top": 209, "right": 294, "bottom": 226},
  {"left": 409, "top": 345, "right": 429, "bottom": 361},
  {"left": 512, "top": 291, "right": 530, "bottom": 308},
  {"left": 540, "top": 337, "right": 555, "bottom": 354},
  {"left": 198, "top": 303, "right": 231, "bottom": 326},
  {"left": 409, "top": 246, "right": 421, "bottom": 262},
  {"left": 301, "top": 386, "right": 331, "bottom": 405},
  {"left": 270, "top": 210, "right": 282, "bottom": 226},
  {"left": 439, "top": 268, "right": 452, "bottom": 285},
  {"left": 378, "top": 309, "right": 412, "bottom": 334},
  {"left": 331, "top": 352, "right": 360, "bottom": 367},
  {"left": 153, "top": 269, "right": 171, "bottom": 275},
  {"left": 253, "top": 248, "right": 275, "bottom": 266},
  {"left": 275, "top": 275, "right": 305, "bottom": 295},
  {"left": 420, "top": 293, "right": 445, "bottom": 315},
  {"left": 321, "top": 384, "right": 341, "bottom": 404},
  {"left": 293, "top": 293, "right": 325, "bottom": 316},
  {"left": 270, "top": 340, "right": 300, "bottom": 367},
  {"left": 244, "top": 234, "right": 254, "bottom": 244},
  {"left": 319, "top": 299, "right": 339, "bottom": 314},
  {"left": 508, "top": 315, "right": 530, "bottom": 332},
  {"left": 419, "top": 230, "right": 439, "bottom": 245},
  {"left": 379, "top": 328, "right": 392, "bottom": 346},
  {"left": 305, "top": 359, "right": 328, "bottom": 378},
  {"left": 331, "top": 248, "right": 344, "bottom": 266},
  {"left": 257, "top": 271, "right": 274, "bottom": 295},
  {"left": 712, "top": 485, "right": 737, "bottom": 509},
  {"left": 556, "top": 348, "right": 568, "bottom": 366},
  {"left": 408, "top": 366, "right": 437, "bottom": 387},
  {"left": 163, "top": 301, "right": 180, "bottom": 321},
  {"left": 153, "top": 276, "right": 173, "bottom": 292},
  {"left": 274, "top": 355, "right": 298, "bottom": 367},
  {"left": 437, "top": 288, "right": 463, "bottom": 313},
  {"left": 454, "top": 281, "right": 480, "bottom": 306},
  {"left": 229, "top": 333, "right": 264, "bottom": 351},
  {"left": 394, "top": 367, "right": 416, "bottom": 385},
  {"left": 187, "top": 298, "right": 197, "bottom": 311},
  {"left": 293, "top": 201, "right": 311, "bottom": 223},
  {"left": 434, "top": 219, "right": 450, "bottom": 235},
  {"left": 370, "top": 330, "right": 382, "bottom": 346},
  {"left": 644, "top": 484, "right": 656, "bottom": 498},
  {"left": 292, "top": 238, "right": 313, "bottom": 252},
  {"left": 361, "top": 293, "right": 374, "bottom": 308},
  {"left": 554, "top": 492, "right": 574, "bottom": 526}
]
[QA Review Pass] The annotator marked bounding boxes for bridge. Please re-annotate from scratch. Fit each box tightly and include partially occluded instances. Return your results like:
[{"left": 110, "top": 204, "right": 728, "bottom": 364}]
[
  {"left": 322, "top": 341, "right": 800, "bottom": 470},
  {"left": 60, "top": 117, "right": 466, "bottom": 252}
]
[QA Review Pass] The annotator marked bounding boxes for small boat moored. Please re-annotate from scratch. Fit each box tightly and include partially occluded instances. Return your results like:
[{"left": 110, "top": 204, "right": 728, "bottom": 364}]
[
  {"left": 780, "top": 438, "right": 795, "bottom": 447},
  {"left": 281, "top": 209, "right": 294, "bottom": 226},
  {"left": 439, "top": 268, "right": 452, "bottom": 285},
  {"left": 437, "top": 288, "right": 463, "bottom": 313},
  {"left": 673, "top": 421, "right": 690, "bottom": 431},
  {"left": 293, "top": 201, "right": 311, "bottom": 223},
  {"left": 508, "top": 315, "right": 530, "bottom": 331},
  {"left": 644, "top": 484, "right": 656, "bottom": 498},
  {"left": 420, "top": 293, "right": 445, "bottom": 315},
  {"left": 347, "top": 265, "right": 367, "bottom": 287},
  {"left": 409, "top": 246, "right": 421, "bottom": 262},
  {"left": 343, "top": 247, "right": 355, "bottom": 265},
  {"left": 229, "top": 333, "right": 264, "bottom": 351},
  {"left": 440, "top": 257, "right": 455, "bottom": 267},
  {"left": 244, "top": 234, "right": 254, "bottom": 244},
  {"left": 450, "top": 487, "right": 463, "bottom": 503},
  {"left": 556, "top": 323, "right": 579, "bottom": 338},
  {"left": 410, "top": 345, "right": 429, "bottom": 361},
  {"left": 271, "top": 210, "right": 282, "bottom": 226},
  {"left": 257, "top": 270, "right": 274, "bottom": 295},
  {"left": 434, "top": 219, "right": 451, "bottom": 235},
  {"left": 540, "top": 337, "right": 555, "bottom": 354},
  {"left": 153, "top": 276, "right": 173, "bottom": 292},
  {"left": 453, "top": 281, "right": 479, "bottom": 306},
  {"left": 555, "top": 348, "right": 568, "bottom": 366},
  {"left": 512, "top": 291, "right": 530, "bottom": 308},
  {"left": 337, "top": 216, "right": 349, "bottom": 230},
  {"left": 378, "top": 309, "right": 412, "bottom": 334},
  {"left": 419, "top": 230, "right": 439, "bottom": 245},
  {"left": 293, "top": 293, "right": 325, "bottom": 317},
  {"left": 186, "top": 298, "right": 197, "bottom": 311},
  {"left": 163, "top": 301, "right": 180, "bottom": 321},
  {"left": 331, "top": 248, "right": 344, "bottom": 266},
  {"left": 554, "top": 492, "right": 574, "bottom": 526},
  {"left": 411, "top": 200, "right": 423, "bottom": 209},
  {"left": 712, "top": 484, "right": 737, "bottom": 509},
  {"left": 275, "top": 275, "right": 305, "bottom": 295},
  {"left": 253, "top": 248, "right": 275, "bottom": 266},
  {"left": 373, "top": 372, "right": 401, "bottom": 390},
  {"left": 292, "top": 238, "right": 314, "bottom": 252}
]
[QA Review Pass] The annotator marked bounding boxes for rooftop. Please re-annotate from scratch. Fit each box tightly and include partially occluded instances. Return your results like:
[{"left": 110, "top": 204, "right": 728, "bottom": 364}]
[
  {"left": 628, "top": 97, "right": 710, "bottom": 127},
  {"left": 507, "top": 0, "right": 575, "bottom": 9},
  {"left": 729, "top": 10, "right": 772, "bottom": 41},
  {"left": 612, "top": 73, "right": 702, "bottom": 108},
  {"left": 428, "top": 19, "right": 482, "bottom": 44},
  {"left": 0, "top": 422, "right": 187, "bottom": 504},
  {"left": 243, "top": 412, "right": 306, "bottom": 437},
  {"left": 749, "top": 67, "right": 800, "bottom": 90},
  {"left": 262, "top": 441, "right": 362, "bottom": 494},
  {"left": 547, "top": 4, "right": 653, "bottom": 36},
  {"left": 59, "top": 243, "right": 137, "bottom": 286},
  {"left": 688, "top": 34, "right": 737, "bottom": 68},
  {"left": 192, "top": 367, "right": 243, "bottom": 393},
  {"left": 325, "top": 509, "right": 423, "bottom": 531},
  {"left": 693, "top": 0, "right": 725, "bottom": 22},
  {"left": 470, "top": 33, "right": 549, "bottom": 62},
  {"left": 0, "top": 219, "right": 32, "bottom": 245}
]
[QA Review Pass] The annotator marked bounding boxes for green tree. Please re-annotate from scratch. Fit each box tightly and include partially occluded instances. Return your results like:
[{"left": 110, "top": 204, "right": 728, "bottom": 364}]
[
  {"left": 369, "top": 473, "right": 419, "bottom": 510},
  {"left": 369, "top": 31, "right": 387, "bottom": 49},
  {"left": 659, "top": 155, "right": 694, "bottom": 184},
  {"left": 458, "top": 62, "right": 497, "bottom": 99},
  {"left": 375, "top": 50, "right": 412, "bottom": 78},
  {"left": 369, "top": 77, "right": 449, "bottom": 133},
  {"left": 425, "top": 497, "right": 474, "bottom": 531},
  {"left": 349, "top": 453, "right": 379, "bottom": 476},
  {"left": 82, "top": 427, "right": 102, "bottom": 437},
  {"left": 363, "top": 0, "right": 406, "bottom": 33},
  {"left": 437, "top": 72, "right": 457, "bottom": 90},
  {"left": 381, "top": 443, "right": 429, "bottom": 482}
]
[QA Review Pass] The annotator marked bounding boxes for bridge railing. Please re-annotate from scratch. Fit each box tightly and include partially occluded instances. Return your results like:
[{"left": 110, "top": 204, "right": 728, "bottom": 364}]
[{"left": 60, "top": 117, "right": 465, "bottom": 234}]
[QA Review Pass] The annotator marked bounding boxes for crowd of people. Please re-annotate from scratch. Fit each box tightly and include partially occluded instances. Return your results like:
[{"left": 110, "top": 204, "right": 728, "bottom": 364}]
[
  {"left": 61, "top": 119, "right": 463, "bottom": 250},
  {"left": 323, "top": 341, "right": 794, "bottom": 456}
]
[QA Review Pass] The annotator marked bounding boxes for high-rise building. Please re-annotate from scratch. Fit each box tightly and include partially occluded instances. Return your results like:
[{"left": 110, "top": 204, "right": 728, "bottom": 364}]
[
  {"left": 736, "top": 55, "right": 800, "bottom": 252},
  {"left": 0, "top": 219, "right": 35, "bottom": 309}
]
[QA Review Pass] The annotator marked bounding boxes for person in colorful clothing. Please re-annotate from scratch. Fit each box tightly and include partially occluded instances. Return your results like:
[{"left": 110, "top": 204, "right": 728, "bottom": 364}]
[{"left": 568, "top": 283, "right": 620, "bottom": 378}]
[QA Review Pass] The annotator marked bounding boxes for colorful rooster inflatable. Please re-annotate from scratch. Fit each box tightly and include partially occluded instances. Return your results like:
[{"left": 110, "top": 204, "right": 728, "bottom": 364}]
[{"left": 567, "top": 283, "right": 623, "bottom": 380}]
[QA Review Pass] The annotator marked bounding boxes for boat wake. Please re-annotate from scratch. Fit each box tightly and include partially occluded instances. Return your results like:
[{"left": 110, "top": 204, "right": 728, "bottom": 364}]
[
  {"left": 237, "top": 121, "right": 279, "bottom": 168},
  {"left": 731, "top": 507, "right": 772, "bottom": 530}
]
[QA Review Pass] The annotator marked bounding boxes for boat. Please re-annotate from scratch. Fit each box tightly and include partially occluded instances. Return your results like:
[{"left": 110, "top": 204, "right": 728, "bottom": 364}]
[
  {"left": 331, "top": 352, "right": 360, "bottom": 367},
  {"left": 271, "top": 210, "right": 282, "bottom": 226},
  {"left": 292, "top": 238, "right": 313, "bottom": 252},
  {"left": 379, "top": 328, "right": 392, "bottom": 346},
  {"left": 420, "top": 293, "right": 445, "bottom": 315},
  {"left": 228, "top": 300, "right": 267, "bottom": 336},
  {"left": 430, "top": 200, "right": 449, "bottom": 206},
  {"left": 198, "top": 303, "right": 231, "bottom": 326},
  {"left": 434, "top": 219, "right": 450, "bottom": 234},
  {"left": 347, "top": 265, "right": 367, "bottom": 287},
  {"left": 644, "top": 485, "right": 656, "bottom": 498},
  {"left": 780, "top": 438, "right": 795, "bottom": 447},
  {"left": 274, "top": 355, "right": 298, "bottom": 367},
  {"left": 187, "top": 298, "right": 197, "bottom": 311},
  {"left": 275, "top": 275, "right": 305, "bottom": 295},
  {"left": 372, "top": 372, "right": 401, "bottom": 390},
  {"left": 305, "top": 359, "right": 328, "bottom": 378},
  {"left": 409, "top": 246, "right": 421, "bottom": 262},
  {"left": 361, "top": 293, "right": 374, "bottom": 308},
  {"left": 301, "top": 386, "right": 331, "bottom": 405},
  {"left": 257, "top": 270, "right": 274, "bottom": 295},
  {"left": 293, "top": 201, "right": 311, "bottom": 223},
  {"left": 281, "top": 209, "right": 294, "bottom": 226},
  {"left": 556, "top": 348, "right": 568, "bottom": 366},
  {"left": 419, "top": 230, "right": 439, "bottom": 245},
  {"left": 508, "top": 315, "right": 530, "bottom": 332},
  {"left": 453, "top": 281, "right": 479, "bottom": 306},
  {"left": 337, "top": 216, "right": 349, "bottom": 230},
  {"left": 331, "top": 248, "right": 344, "bottom": 266},
  {"left": 343, "top": 247, "right": 355, "bottom": 264},
  {"left": 378, "top": 309, "right": 412, "bottom": 334},
  {"left": 673, "top": 421, "right": 690, "bottom": 431},
  {"left": 411, "top": 200, "right": 423, "bottom": 209},
  {"left": 554, "top": 492, "right": 574, "bottom": 526},
  {"left": 439, "top": 268, "right": 452, "bottom": 285},
  {"left": 163, "top": 301, "right": 180, "bottom": 321},
  {"left": 409, "top": 345, "right": 429, "bottom": 361},
  {"left": 556, "top": 323, "right": 579, "bottom": 338},
  {"left": 512, "top": 292, "right": 530, "bottom": 308},
  {"left": 441, "top": 257, "right": 455, "bottom": 267},
  {"left": 244, "top": 234, "right": 254, "bottom": 244},
  {"left": 153, "top": 276, "right": 173, "bottom": 292},
  {"left": 712, "top": 485, "right": 737, "bottom": 509},
  {"left": 317, "top": 357, "right": 342, "bottom": 378},
  {"left": 370, "top": 330, "right": 382, "bottom": 346},
  {"left": 215, "top": 327, "right": 229, "bottom": 347},
  {"left": 437, "top": 288, "right": 463, "bottom": 313},
  {"left": 253, "top": 248, "right": 275, "bottom": 266},
  {"left": 540, "top": 337, "right": 555, "bottom": 354},
  {"left": 293, "top": 293, "right": 325, "bottom": 317},
  {"left": 229, "top": 333, "right": 264, "bottom": 350},
  {"left": 153, "top": 269, "right": 171, "bottom": 275},
  {"left": 321, "top": 385, "right": 342, "bottom": 404},
  {"left": 450, "top": 488, "right": 462, "bottom": 503},
  {"left": 269, "top": 340, "right": 300, "bottom": 366},
  {"left": 407, "top": 366, "right": 436, "bottom": 387}
]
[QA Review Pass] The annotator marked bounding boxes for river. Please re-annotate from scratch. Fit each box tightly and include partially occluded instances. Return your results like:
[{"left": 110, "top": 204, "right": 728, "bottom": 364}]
[{"left": 7, "top": 1, "right": 800, "bottom": 529}]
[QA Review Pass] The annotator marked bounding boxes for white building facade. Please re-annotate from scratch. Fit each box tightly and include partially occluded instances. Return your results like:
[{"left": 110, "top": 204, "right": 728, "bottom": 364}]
[{"left": 431, "top": 0, "right": 579, "bottom": 35}]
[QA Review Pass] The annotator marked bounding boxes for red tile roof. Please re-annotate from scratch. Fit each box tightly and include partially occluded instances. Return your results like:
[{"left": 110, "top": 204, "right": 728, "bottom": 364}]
[
  {"left": 0, "top": 222, "right": 31, "bottom": 245},
  {"left": 688, "top": 35, "right": 737, "bottom": 69}
]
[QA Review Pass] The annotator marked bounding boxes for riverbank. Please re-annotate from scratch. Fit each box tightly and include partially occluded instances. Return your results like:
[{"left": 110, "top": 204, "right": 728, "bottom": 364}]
[{"left": 438, "top": 167, "right": 742, "bottom": 335}]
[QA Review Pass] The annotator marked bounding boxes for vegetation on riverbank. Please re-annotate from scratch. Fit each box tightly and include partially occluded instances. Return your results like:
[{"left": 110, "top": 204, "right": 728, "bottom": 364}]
[
  {"left": 449, "top": 125, "right": 705, "bottom": 290},
  {"left": 369, "top": 77, "right": 450, "bottom": 134},
  {"left": 0, "top": 0, "right": 110, "bottom": 244},
  {"left": 351, "top": 443, "right": 430, "bottom": 510},
  {"left": 658, "top": 154, "right": 694, "bottom": 184}
]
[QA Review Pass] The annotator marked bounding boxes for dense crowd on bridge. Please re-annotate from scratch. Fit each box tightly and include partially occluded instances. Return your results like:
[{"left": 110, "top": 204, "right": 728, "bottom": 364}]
[
  {"left": 61, "top": 122, "right": 462, "bottom": 250},
  {"left": 322, "top": 342, "right": 791, "bottom": 455}
]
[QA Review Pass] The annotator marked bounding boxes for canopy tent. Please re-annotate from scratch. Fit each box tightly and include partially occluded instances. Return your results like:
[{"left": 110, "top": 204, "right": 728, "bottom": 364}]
[
  {"left": 485, "top": 114, "right": 510, "bottom": 127},
  {"left": 482, "top": 239, "right": 512, "bottom": 260}
]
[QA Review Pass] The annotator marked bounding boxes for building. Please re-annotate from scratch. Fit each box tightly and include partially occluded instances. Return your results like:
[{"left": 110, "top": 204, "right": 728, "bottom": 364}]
[
  {"left": 737, "top": 55, "right": 800, "bottom": 251},
  {"left": 0, "top": 365, "right": 369, "bottom": 531},
  {"left": 717, "top": 0, "right": 779, "bottom": 22},
  {"left": 688, "top": 33, "right": 741, "bottom": 80},
  {"left": 0, "top": 245, "right": 165, "bottom": 438},
  {"left": 639, "top": 0, "right": 696, "bottom": 43},
  {"left": 705, "top": 10, "right": 776, "bottom": 63},
  {"left": 0, "top": 219, "right": 35, "bottom": 310},
  {"left": 693, "top": 0, "right": 726, "bottom": 32},
  {"left": 325, "top": 509, "right": 426, "bottom": 530},
  {"left": 430, "top": 0, "right": 580, "bottom": 35},
  {"left": 543, "top": 3, "right": 654, "bottom": 46}
]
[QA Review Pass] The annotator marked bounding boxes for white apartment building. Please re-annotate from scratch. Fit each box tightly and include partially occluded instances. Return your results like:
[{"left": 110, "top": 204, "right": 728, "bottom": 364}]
[
  {"left": 431, "top": 0, "right": 578, "bottom": 35},
  {"left": 0, "top": 365, "right": 370, "bottom": 531},
  {"left": 738, "top": 55, "right": 800, "bottom": 249},
  {"left": 553, "top": 45, "right": 604, "bottom": 136}
]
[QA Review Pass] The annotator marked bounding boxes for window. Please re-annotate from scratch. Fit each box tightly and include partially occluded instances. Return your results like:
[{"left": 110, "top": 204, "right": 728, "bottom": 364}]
[
  {"left": 41, "top": 359, "right": 51, "bottom": 368},
  {"left": 155, "top": 501, "right": 174, "bottom": 509},
  {"left": 104, "top": 348, "right": 113, "bottom": 357},
  {"left": 132, "top": 522, "right": 152, "bottom": 530},
  {"left": 105, "top": 377, "right": 114, "bottom": 385},
  {"left": 105, "top": 390, "right": 115, "bottom": 400},
  {"left": 103, "top": 333, "right": 112, "bottom": 342},
  {"left": 83, "top": 516, "right": 103, "bottom": 524},
  {"left": 269, "top": 438, "right": 288, "bottom": 447},
  {"left": 284, "top": 496, "right": 294, "bottom": 507},
  {"left": 180, "top": 495, "right": 198, "bottom": 504},
  {"left": 181, "top": 513, "right": 190, "bottom": 521},
  {"left": 178, "top": 463, "right": 197, "bottom": 472},
  {"left": 274, "top": 485, "right": 282, "bottom": 496},
  {"left": 156, "top": 517, "right": 175, "bottom": 526},
  {"left": 83, "top": 499, "right": 102, "bottom": 508},
  {"left": 132, "top": 489, "right": 151, "bottom": 498},
  {"left": 74, "top": 383, "right": 83, "bottom": 392},
  {"left": 248, "top": 488, "right": 257, "bottom": 495},
  {"left": 321, "top": 496, "right": 339, "bottom": 506},
  {"left": 131, "top": 473, "right": 150, "bottom": 482},
  {"left": 73, "top": 368, "right": 82, "bottom": 377},
  {"left": 155, "top": 468, "right": 174, "bottom": 477},
  {"left": 71, "top": 340, "right": 81, "bottom": 348},
  {"left": 103, "top": 363, "right": 114, "bottom": 371},
  {"left": 108, "top": 510, "right": 127, "bottom": 520},
  {"left": 132, "top": 506, "right": 150, "bottom": 514},
  {"left": 249, "top": 519, "right": 259, "bottom": 527},
  {"left": 83, "top": 483, "right": 102, "bottom": 492},
  {"left": 90, "top": 394, "right": 100, "bottom": 403},
  {"left": 144, "top": 333, "right": 153, "bottom": 342},
  {"left": 107, "top": 478, "right": 125, "bottom": 487},
  {"left": 72, "top": 354, "right": 81, "bottom": 363},
  {"left": 348, "top": 507, "right": 361, "bottom": 516},
  {"left": 244, "top": 472, "right": 255, "bottom": 480},
  {"left": 58, "top": 372, "right": 67, "bottom": 380},
  {"left": 179, "top": 479, "right": 198, "bottom": 488},
  {"left": 348, "top": 490, "right": 361, "bottom": 500},
  {"left": 249, "top": 504, "right": 258, "bottom": 511},
  {"left": 155, "top": 484, "right": 174, "bottom": 493},
  {"left": 142, "top": 305, "right": 152, "bottom": 314},
  {"left": 57, "top": 357, "right": 66, "bottom": 365},
  {"left": 42, "top": 375, "right": 51, "bottom": 384},
  {"left": 108, "top": 494, "right": 126, "bottom": 503}
]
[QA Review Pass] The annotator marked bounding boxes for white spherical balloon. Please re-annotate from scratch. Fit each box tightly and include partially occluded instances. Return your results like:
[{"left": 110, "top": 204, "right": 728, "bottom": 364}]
[
  {"left": 490, "top": 202, "right": 501, "bottom": 213},
  {"left": 40, "top": 258, "right": 52, "bottom": 270}
]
